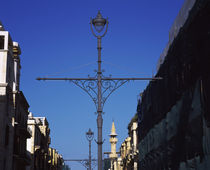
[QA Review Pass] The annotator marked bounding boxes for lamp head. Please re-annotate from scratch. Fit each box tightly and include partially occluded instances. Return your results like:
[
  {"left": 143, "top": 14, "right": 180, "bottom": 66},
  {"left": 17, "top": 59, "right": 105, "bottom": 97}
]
[
  {"left": 86, "top": 128, "right": 94, "bottom": 141},
  {"left": 92, "top": 11, "right": 107, "bottom": 33}
]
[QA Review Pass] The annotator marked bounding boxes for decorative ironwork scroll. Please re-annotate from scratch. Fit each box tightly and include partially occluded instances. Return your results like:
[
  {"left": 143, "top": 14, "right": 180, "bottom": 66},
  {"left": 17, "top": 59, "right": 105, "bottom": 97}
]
[
  {"left": 69, "top": 74, "right": 129, "bottom": 110},
  {"left": 101, "top": 78, "right": 128, "bottom": 109},
  {"left": 37, "top": 75, "right": 161, "bottom": 111},
  {"left": 71, "top": 79, "right": 98, "bottom": 108}
]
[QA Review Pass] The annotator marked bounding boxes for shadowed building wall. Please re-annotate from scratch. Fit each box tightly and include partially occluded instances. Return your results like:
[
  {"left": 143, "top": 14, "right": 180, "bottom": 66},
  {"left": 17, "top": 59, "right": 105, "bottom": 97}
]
[{"left": 138, "top": 0, "right": 210, "bottom": 169}]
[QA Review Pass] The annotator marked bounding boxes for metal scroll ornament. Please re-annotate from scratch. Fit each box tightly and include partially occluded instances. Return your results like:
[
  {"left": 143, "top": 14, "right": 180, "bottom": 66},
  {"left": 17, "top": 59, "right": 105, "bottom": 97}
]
[{"left": 70, "top": 75, "right": 128, "bottom": 110}]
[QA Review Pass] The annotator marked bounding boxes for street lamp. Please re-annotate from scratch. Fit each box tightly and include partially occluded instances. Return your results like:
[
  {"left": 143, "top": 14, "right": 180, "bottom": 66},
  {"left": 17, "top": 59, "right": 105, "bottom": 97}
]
[
  {"left": 37, "top": 10, "right": 162, "bottom": 170},
  {"left": 90, "top": 11, "right": 108, "bottom": 170},
  {"left": 86, "top": 128, "right": 94, "bottom": 170}
]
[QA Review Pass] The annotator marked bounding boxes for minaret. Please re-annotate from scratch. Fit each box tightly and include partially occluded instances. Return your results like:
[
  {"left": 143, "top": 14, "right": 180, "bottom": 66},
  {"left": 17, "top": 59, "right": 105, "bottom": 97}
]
[{"left": 109, "top": 121, "right": 118, "bottom": 170}]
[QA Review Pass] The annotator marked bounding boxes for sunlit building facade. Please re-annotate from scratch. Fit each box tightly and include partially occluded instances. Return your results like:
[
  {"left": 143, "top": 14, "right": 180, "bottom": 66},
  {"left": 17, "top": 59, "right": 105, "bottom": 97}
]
[
  {"left": 26, "top": 114, "right": 51, "bottom": 170},
  {"left": 0, "top": 21, "right": 31, "bottom": 170}
]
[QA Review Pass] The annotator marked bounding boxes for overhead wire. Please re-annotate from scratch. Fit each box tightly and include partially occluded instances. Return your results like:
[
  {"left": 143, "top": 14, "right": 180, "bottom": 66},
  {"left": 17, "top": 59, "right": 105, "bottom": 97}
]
[
  {"left": 42, "top": 61, "right": 96, "bottom": 77},
  {"left": 103, "top": 60, "right": 154, "bottom": 77},
  {"left": 41, "top": 59, "right": 154, "bottom": 78}
]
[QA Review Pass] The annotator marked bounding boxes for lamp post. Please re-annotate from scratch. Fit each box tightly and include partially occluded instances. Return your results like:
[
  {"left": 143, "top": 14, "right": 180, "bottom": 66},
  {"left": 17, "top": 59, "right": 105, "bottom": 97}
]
[
  {"left": 90, "top": 11, "right": 108, "bottom": 170},
  {"left": 86, "top": 128, "right": 94, "bottom": 170},
  {"left": 37, "top": 11, "right": 162, "bottom": 170},
  {"left": 64, "top": 129, "right": 95, "bottom": 170}
]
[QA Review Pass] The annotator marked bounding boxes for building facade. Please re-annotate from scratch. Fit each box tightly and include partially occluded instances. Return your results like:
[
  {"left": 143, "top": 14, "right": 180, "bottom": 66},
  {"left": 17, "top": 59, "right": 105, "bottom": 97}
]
[
  {"left": 0, "top": 22, "right": 31, "bottom": 170},
  {"left": 27, "top": 113, "right": 51, "bottom": 170},
  {"left": 34, "top": 117, "right": 51, "bottom": 170},
  {"left": 0, "top": 21, "right": 16, "bottom": 170},
  {"left": 13, "top": 91, "right": 31, "bottom": 170},
  {"left": 118, "top": 116, "right": 138, "bottom": 170},
  {"left": 108, "top": 116, "right": 138, "bottom": 170},
  {"left": 138, "top": 0, "right": 210, "bottom": 169},
  {"left": 48, "top": 148, "right": 64, "bottom": 170},
  {"left": 0, "top": 21, "right": 64, "bottom": 170}
]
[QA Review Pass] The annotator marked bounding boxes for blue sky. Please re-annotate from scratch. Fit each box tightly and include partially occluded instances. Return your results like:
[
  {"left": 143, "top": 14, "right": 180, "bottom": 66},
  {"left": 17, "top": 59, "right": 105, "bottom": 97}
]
[{"left": 1, "top": 0, "right": 184, "bottom": 169}]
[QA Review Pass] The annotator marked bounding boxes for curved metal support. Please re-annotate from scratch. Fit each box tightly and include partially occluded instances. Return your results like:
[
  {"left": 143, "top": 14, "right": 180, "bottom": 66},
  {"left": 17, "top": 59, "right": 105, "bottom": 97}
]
[
  {"left": 69, "top": 75, "right": 129, "bottom": 111},
  {"left": 101, "top": 79, "right": 128, "bottom": 109},
  {"left": 70, "top": 79, "right": 98, "bottom": 108},
  {"left": 100, "top": 19, "right": 108, "bottom": 38},
  {"left": 79, "top": 160, "right": 89, "bottom": 169},
  {"left": 78, "top": 159, "right": 97, "bottom": 170},
  {"left": 90, "top": 19, "right": 97, "bottom": 38},
  {"left": 92, "top": 160, "right": 97, "bottom": 169}
]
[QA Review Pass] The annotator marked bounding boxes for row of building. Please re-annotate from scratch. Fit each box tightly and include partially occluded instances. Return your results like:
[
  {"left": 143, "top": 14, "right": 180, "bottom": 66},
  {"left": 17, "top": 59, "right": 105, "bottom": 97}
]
[
  {"left": 105, "top": 117, "right": 138, "bottom": 170},
  {"left": 106, "top": 0, "right": 210, "bottom": 169},
  {"left": 0, "top": 22, "right": 65, "bottom": 170}
]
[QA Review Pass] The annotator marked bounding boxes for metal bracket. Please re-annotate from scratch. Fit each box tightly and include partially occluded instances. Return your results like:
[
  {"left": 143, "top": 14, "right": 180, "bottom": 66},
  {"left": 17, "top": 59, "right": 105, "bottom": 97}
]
[{"left": 94, "top": 139, "right": 105, "bottom": 145}]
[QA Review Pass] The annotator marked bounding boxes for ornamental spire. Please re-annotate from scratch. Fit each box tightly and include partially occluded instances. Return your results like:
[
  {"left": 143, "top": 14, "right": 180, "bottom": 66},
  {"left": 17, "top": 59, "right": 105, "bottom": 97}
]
[{"left": 110, "top": 121, "right": 117, "bottom": 137}]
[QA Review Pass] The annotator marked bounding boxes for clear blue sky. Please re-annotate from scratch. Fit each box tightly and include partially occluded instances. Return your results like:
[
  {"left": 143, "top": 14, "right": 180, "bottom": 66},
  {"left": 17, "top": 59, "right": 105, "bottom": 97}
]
[{"left": 1, "top": 0, "right": 184, "bottom": 169}]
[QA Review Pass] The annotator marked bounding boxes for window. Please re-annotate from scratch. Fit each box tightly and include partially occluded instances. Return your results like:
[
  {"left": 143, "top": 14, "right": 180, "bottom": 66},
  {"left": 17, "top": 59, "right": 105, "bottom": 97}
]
[{"left": 0, "top": 36, "right": 4, "bottom": 49}]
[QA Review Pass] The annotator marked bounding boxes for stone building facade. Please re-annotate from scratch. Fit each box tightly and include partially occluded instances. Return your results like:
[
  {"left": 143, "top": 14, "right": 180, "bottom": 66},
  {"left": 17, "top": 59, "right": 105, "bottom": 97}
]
[
  {"left": 26, "top": 113, "right": 51, "bottom": 170},
  {"left": 105, "top": 119, "right": 138, "bottom": 170},
  {"left": 0, "top": 21, "right": 63, "bottom": 170},
  {"left": 0, "top": 22, "right": 16, "bottom": 170},
  {"left": 13, "top": 91, "right": 31, "bottom": 170},
  {"left": 138, "top": 0, "right": 210, "bottom": 169},
  {"left": 48, "top": 148, "right": 64, "bottom": 170},
  {"left": 0, "top": 22, "right": 31, "bottom": 170},
  {"left": 108, "top": 114, "right": 139, "bottom": 170},
  {"left": 119, "top": 117, "right": 138, "bottom": 170},
  {"left": 128, "top": 120, "right": 138, "bottom": 170}
]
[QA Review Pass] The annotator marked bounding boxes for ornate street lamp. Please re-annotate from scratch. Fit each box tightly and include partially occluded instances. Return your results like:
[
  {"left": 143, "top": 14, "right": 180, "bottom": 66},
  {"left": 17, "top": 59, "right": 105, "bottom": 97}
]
[
  {"left": 90, "top": 11, "right": 108, "bottom": 170},
  {"left": 86, "top": 128, "right": 94, "bottom": 170},
  {"left": 37, "top": 10, "right": 162, "bottom": 170}
]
